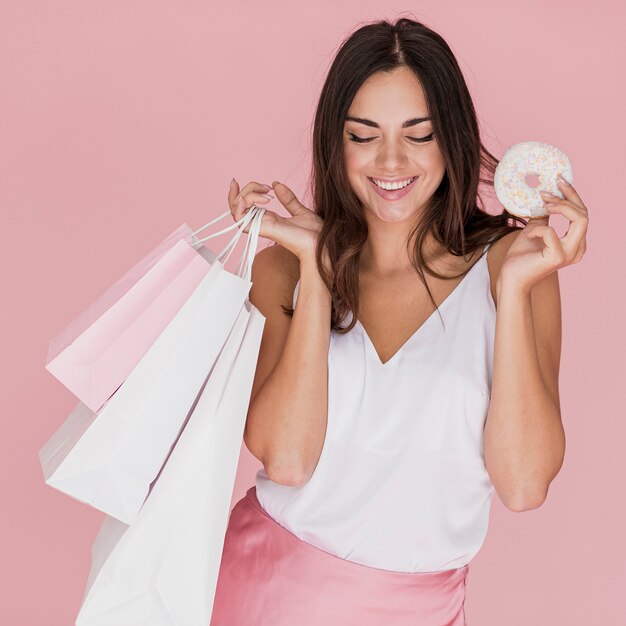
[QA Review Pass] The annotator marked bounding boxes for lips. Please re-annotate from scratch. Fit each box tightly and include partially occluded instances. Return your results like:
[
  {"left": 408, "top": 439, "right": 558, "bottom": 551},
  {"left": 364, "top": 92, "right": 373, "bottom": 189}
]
[{"left": 367, "top": 175, "right": 419, "bottom": 200}]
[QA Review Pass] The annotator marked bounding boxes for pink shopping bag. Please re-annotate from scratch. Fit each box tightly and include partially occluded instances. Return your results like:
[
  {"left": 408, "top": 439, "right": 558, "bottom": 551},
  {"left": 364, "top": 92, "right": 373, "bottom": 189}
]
[{"left": 45, "top": 223, "right": 211, "bottom": 412}]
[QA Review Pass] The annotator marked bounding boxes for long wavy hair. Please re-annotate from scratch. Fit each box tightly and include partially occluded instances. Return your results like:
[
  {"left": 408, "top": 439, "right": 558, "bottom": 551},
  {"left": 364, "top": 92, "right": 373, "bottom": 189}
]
[{"left": 278, "top": 16, "right": 526, "bottom": 332}]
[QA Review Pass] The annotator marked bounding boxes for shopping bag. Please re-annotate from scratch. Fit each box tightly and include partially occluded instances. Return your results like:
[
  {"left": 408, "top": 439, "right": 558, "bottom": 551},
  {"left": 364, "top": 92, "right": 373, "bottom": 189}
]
[
  {"left": 74, "top": 209, "right": 267, "bottom": 626},
  {"left": 45, "top": 223, "right": 212, "bottom": 413},
  {"left": 39, "top": 206, "right": 266, "bottom": 524}
]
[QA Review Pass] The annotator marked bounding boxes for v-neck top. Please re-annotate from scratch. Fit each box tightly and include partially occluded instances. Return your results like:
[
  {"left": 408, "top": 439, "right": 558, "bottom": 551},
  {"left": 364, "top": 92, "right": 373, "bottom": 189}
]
[{"left": 255, "top": 242, "right": 497, "bottom": 573}]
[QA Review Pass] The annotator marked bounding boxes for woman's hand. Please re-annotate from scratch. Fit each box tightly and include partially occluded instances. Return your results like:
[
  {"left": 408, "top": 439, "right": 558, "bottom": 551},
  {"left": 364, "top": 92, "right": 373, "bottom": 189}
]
[
  {"left": 499, "top": 174, "right": 589, "bottom": 292},
  {"left": 228, "top": 178, "right": 332, "bottom": 277}
]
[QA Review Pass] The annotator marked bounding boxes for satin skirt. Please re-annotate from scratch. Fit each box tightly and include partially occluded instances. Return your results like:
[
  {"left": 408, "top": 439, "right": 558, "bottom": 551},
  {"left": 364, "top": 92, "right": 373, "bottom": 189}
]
[{"left": 210, "top": 486, "right": 469, "bottom": 626}]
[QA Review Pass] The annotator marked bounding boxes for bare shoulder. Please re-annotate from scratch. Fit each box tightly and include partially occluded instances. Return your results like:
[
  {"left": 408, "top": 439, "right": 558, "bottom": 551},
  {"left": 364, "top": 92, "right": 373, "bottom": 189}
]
[
  {"left": 250, "top": 243, "right": 301, "bottom": 312},
  {"left": 485, "top": 229, "right": 523, "bottom": 307}
]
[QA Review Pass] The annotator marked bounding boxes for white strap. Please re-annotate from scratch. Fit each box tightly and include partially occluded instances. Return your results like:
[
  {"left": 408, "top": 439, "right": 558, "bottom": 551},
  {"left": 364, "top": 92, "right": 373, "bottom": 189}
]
[
  {"left": 235, "top": 212, "right": 255, "bottom": 278},
  {"left": 240, "top": 206, "right": 265, "bottom": 281},
  {"left": 190, "top": 208, "right": 253, "bottom": 247},
  {"left": 190, "top": 205, "right": 265, "bottom": 282}
]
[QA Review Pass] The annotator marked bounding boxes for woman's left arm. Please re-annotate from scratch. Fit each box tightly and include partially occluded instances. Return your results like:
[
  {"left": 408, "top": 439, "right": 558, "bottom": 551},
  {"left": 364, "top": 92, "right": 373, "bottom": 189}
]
[{"left": 484, "top": 175, "right": 589, "bottom": 512}]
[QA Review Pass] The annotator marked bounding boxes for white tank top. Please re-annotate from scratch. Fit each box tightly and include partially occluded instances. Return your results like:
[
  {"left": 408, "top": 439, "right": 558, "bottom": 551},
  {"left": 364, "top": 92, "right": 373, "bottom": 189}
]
[{"left": 255, "top": 242, "right": 496, "bottom": 573}]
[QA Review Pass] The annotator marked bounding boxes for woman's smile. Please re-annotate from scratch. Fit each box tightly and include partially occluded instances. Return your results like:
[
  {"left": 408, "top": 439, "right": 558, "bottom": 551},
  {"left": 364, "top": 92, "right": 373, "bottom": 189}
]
[{"left": 367, "top": 175, "right": 419, "bottom": 201}]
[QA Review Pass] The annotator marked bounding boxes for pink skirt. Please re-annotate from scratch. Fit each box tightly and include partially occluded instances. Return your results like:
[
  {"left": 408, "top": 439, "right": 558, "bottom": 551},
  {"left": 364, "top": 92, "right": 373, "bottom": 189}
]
[{"left": 210, "top": 486, "right": 469, "bottom": 626}]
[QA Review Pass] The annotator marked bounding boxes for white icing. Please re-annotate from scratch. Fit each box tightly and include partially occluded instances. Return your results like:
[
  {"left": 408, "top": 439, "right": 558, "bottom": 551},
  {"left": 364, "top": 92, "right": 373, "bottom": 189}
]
[{"left": 494, "top": 141, "right": 574, "bottom": 218}]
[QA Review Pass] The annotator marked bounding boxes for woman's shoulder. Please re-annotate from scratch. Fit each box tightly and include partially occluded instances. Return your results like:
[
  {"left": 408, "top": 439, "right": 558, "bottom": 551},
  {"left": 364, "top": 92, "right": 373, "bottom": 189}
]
[
  {"left": 254, "top": 243, "right": 301, "bottom": 282},
  {"left": 484, "top": 230, "right": 524, "bottom": 307},
  {"left": 250, "top": 243, "right": 301, "bottom": 311}
]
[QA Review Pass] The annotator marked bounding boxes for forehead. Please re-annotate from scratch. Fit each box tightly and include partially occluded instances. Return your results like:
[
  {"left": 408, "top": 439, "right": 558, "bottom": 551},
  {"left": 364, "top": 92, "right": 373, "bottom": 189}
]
[{"left": 347, "top": 68, "right": 429, "bottom": 120}]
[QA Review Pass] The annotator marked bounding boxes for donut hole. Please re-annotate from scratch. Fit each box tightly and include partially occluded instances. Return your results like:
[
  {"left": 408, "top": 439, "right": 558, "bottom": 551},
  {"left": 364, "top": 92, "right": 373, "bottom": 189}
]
[{"left": 524, "top": 173, "right": 541, "bottom": 188}]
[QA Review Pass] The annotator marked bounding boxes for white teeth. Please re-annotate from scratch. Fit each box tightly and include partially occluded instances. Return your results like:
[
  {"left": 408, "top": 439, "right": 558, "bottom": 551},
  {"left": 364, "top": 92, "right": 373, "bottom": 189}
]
[{"left": 371, "top": 176, "right": 416, "bottom": 190}]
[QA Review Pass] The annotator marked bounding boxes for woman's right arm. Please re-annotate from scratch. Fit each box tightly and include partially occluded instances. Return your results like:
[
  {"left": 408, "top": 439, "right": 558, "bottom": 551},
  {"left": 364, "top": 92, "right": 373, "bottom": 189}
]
[{"left": 243, "top": 245, "right": 332, "bottom": 486}]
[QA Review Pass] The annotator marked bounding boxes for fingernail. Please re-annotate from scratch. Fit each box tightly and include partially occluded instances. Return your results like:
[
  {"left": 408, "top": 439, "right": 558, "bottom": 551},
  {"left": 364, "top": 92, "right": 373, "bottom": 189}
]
[
  {"left": 557, "top": 174, "right": 571, "bottom": 186},
  {"left": 272, "top": 180, "right": 280, "bottom": 186},
  {"left": 262, "top": 194, "right": 274, "bottom": 200},
  {"left": 540, "top": 190, "right": 556, "bottom": 198},
  {"left": 230, "top": 178, "right": 235, "bottom": 187}
]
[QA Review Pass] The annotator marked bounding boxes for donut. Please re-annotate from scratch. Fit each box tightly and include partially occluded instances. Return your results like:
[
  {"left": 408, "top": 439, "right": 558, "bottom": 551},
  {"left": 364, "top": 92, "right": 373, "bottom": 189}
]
[{"left": 494, "top": 141, "right": 574, "bottom": 219}]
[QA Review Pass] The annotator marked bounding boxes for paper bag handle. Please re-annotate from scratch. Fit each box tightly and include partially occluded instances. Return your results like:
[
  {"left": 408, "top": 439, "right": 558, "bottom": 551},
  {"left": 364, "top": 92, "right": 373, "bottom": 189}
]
[{"left": 189, "top": 206, "right": 266, "bottom": 282}]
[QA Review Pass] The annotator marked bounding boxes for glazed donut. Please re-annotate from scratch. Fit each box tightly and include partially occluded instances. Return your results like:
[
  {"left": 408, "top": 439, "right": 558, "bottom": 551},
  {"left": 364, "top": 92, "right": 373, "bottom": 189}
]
[{"left": 494, "top": 141, "right": 574, "bottom": 219}]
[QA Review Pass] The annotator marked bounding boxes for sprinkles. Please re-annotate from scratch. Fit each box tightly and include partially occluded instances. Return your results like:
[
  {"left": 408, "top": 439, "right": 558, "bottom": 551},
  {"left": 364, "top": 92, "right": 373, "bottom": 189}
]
[{"left": 494, "top": 141, "right": 574, "bottom": 218}]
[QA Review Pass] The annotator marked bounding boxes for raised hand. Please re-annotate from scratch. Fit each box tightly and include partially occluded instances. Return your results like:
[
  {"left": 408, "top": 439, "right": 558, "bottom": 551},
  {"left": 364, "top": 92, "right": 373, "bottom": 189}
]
[{"left": 228, "top": 178, "right": 331, "bottom": 275}]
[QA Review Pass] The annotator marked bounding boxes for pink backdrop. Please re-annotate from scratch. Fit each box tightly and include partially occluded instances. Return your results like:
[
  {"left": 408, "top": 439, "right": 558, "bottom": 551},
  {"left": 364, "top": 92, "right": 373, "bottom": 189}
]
[{"left": 1, "top": 1, "right": 624, "bottom": 624}]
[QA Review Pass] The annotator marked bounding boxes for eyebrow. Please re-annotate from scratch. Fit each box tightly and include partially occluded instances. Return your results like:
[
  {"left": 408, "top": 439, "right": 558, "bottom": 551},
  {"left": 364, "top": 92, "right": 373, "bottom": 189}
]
[{"left": 345, "top": 116, "right": 432, "bottom": 128}]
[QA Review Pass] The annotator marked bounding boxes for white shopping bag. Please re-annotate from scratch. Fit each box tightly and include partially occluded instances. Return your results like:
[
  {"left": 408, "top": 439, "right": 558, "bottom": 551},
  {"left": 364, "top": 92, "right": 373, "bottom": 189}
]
[
  {"left": 75, "top": 210, "right": 267, "bottom": 626},
  {"left": 39, "top": 205, "right": 266, "bottom": 525}
]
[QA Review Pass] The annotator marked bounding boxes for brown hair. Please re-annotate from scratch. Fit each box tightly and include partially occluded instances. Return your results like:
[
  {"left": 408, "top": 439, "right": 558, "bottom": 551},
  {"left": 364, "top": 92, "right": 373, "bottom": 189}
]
[{"left": 278, "top": 16, "right": 526, "bottom": 332}]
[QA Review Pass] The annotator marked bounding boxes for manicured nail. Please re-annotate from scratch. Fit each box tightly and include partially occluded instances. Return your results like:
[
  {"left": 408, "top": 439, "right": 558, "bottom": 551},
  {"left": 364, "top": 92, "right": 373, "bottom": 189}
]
[
  {"left": 557, "top": 174, "right": 571, "bottom": 186},
  {"left": 230, "top": 178, "right": 235, "bottom": 187},
  {"left": 262, "top": 194, "right": 274, "bottom": 201},
  {"left": 540, "top": 191, "right": 556, "bottom": 198}
]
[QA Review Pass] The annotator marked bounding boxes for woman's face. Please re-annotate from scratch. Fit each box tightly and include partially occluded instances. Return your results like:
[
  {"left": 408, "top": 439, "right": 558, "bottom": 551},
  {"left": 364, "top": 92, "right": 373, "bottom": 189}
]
[{"left": 343, "top": 67, "right": 446, "bottom": 226}]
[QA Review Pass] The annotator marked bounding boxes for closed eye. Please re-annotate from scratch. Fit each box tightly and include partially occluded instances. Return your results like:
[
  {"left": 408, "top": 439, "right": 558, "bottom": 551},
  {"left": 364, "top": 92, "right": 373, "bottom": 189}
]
[{"left": 347, "top": 132, "right": 434, "bottom": 144}]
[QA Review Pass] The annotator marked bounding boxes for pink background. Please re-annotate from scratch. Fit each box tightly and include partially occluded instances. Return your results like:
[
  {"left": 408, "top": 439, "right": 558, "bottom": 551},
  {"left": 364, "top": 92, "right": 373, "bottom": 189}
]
[{"left": 1, "top": 1, "right": 624, "bottom": 624}]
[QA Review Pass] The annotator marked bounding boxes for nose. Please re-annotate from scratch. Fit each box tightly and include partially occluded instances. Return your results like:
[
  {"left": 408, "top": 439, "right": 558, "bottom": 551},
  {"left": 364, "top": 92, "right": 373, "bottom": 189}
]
[{"left": 375, "top": 138, "right": 408, "bottom": 171}]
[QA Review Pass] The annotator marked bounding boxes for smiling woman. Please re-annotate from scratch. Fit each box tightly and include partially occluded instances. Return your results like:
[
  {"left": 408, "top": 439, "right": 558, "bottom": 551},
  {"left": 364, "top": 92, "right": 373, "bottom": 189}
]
[
  {"left": 343, "top": 90, "right": 441, "bottom": 205},
  {"left": 279, "top": 30, "right": 524, "bottom": 333},
  {"left": 210, "top": 14, "right": 578, "bottom": 626}
]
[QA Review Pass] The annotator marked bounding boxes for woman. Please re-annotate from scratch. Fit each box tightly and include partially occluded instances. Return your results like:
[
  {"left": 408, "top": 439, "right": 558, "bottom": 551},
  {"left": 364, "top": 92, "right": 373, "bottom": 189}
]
[{"left": 210, "top": 17, "right": 588, "bottom": 626}]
